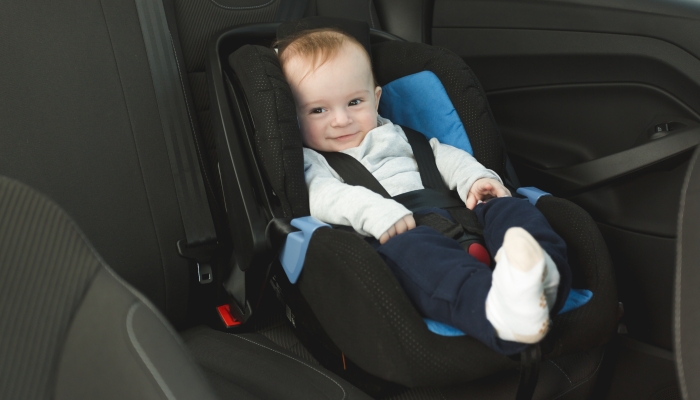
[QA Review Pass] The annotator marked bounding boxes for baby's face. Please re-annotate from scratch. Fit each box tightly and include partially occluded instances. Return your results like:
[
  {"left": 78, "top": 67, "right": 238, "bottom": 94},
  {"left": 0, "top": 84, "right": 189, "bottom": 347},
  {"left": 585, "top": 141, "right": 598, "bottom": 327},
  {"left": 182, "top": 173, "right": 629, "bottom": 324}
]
[{"left": 284, "top": 42, "right": 382, "bottom": 152}]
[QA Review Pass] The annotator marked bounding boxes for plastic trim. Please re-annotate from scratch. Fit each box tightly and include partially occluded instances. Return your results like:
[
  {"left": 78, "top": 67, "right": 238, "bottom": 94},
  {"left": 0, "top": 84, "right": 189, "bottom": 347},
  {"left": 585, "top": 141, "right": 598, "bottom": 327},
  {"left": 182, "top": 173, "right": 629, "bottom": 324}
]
[
  {"left": 516, "top": 187, "right": 552, "bottom": 206},
  {"left": 279, "top": 217, "right": 330, "bottom": 284}
]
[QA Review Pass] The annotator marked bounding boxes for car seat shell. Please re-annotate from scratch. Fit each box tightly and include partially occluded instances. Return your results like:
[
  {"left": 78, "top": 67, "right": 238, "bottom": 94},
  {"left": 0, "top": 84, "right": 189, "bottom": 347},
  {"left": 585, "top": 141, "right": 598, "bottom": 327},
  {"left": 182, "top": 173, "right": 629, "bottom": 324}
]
[{"left": 209, "top": 19, "right": 618, "bottom": 389}]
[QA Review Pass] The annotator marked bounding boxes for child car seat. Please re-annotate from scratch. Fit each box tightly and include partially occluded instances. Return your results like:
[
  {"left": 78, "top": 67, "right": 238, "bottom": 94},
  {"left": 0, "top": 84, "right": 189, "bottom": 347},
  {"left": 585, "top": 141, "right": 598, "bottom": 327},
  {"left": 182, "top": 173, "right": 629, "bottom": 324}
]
[{"left": 207, "top": 17, "right": 618, "bottom": 395}]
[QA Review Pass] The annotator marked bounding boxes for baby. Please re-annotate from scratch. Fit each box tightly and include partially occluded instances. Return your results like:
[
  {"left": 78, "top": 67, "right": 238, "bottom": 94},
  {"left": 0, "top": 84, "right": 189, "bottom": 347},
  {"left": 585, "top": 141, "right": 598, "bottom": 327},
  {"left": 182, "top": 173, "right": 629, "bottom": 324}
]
[{"left": 276, "top": 28, "right": 571, "bottom": 354}]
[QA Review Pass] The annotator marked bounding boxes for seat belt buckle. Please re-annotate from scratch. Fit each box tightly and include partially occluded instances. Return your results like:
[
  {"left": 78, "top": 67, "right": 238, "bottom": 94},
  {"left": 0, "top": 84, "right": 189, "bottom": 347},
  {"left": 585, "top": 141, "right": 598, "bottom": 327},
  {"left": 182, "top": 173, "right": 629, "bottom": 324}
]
[
  {"left": 197, "top": 263, "right": 213, "bottom": 284},
  {"left": 177, "top": 239, "right": 218, "bottom": 284},
  {"left": 216, "top": 304, "right": 242, "bottom": 328}
]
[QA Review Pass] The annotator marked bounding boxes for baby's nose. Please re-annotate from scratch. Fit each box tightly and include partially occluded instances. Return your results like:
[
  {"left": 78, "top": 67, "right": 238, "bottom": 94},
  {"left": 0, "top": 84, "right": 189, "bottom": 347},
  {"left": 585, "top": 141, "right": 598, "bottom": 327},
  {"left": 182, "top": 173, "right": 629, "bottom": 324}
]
[{"left": 332, "top": 110, "right": 352, "bottom": 127}]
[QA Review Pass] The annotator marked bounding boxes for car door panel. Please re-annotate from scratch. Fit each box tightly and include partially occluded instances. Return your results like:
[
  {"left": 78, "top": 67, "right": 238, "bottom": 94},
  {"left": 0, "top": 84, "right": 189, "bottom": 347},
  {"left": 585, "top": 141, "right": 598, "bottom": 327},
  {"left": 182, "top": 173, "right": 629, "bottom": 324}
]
[{"left": 432, "top": 0, "right": 700, "bottom": 350}]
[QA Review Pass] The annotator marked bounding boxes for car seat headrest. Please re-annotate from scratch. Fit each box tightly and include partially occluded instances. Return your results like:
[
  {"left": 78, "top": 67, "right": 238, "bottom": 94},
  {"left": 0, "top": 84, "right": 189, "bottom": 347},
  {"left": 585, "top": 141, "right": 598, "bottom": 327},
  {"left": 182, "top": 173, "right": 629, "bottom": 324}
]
[
  {"left": 373, "top": 40, "right": 505, "bottom": 175},
  {"left": 380, "top": 71, "right": 474, "bottom": 155},
  {"left": 277, "top": 16, "right": 372, "bottom": 60},
  {"left": 229, "top": 45, "right": 310, "bottom": 218}
]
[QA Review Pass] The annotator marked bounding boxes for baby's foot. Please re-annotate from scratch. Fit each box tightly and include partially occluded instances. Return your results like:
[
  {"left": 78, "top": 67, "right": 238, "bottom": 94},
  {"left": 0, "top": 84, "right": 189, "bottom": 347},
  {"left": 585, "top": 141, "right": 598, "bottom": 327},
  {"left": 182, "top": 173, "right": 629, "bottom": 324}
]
[
  {"left": 486, "top": 228, "right": 550, "bottom": 343},
  {"left": 542, "top": 251, "right": 561, "bottom": 310}
]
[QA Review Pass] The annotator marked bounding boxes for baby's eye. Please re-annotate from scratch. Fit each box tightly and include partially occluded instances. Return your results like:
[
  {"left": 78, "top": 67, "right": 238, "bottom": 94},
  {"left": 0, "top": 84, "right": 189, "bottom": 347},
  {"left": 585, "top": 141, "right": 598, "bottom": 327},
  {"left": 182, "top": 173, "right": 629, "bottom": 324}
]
[
  {"left": 310, "top": 108, "right": 325, "bottom": 114},
  {"left": 348, "top": 99, "right": 362, "bottom": 106}
]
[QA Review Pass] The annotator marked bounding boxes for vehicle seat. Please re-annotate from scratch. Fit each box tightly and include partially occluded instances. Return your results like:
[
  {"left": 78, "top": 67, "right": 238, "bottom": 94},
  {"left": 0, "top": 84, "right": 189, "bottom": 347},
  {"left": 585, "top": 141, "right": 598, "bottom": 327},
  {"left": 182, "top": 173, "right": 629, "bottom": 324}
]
[
  {"left": 0, "top": 175, "right": 372, "bottom": 399},
  {"left": 0, "top": 1, "right": 375, "bottom": 399},
  {"left": 0, "top": 176, "right": 218, "bottom": 399},
  {"left": 212, "top": 17, "right": 619, "bottom": 391}
]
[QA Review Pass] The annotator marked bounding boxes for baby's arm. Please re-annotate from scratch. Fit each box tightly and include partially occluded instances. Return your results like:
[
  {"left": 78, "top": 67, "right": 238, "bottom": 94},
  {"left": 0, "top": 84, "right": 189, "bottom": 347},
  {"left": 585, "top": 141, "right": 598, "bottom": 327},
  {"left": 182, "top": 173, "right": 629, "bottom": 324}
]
[
  {"left": 304, "top": 149, "right": 414, "bottom": 241},
  {"left": 428, "top": 138, "right": 510, "bottom": 207}
]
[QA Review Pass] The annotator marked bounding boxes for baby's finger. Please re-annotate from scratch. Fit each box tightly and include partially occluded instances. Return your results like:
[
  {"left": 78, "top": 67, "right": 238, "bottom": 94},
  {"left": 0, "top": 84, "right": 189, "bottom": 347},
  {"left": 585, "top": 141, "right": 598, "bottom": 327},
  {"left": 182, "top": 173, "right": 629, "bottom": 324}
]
[
  {"left": 405, "top": 215, "right": 416, "bottom": 230},
  {"left": 466, "top": 192, "right": 477, "bottom": 210},
  {"left": 379, "top": 232, "right": 389, "bottom": 244},
  {"left": 387, "top": 225, "right": 397, "bottom": 239},
  {"left": 493, "top": 184, "right": 509, "bottom": 197},
  {"left": 395, "top": 218, "right": 408, "bottom": 235}
]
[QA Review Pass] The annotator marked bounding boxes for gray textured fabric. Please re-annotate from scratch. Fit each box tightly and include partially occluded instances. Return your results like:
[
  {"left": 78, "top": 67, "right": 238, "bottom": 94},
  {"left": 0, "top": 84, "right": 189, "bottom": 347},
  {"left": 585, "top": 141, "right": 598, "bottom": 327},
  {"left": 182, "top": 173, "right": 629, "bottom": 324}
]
[
  {"left": 0, "top": 177, "right": 216, "bottom": 400},
  {"left": 0, "top": 177, "right": 100, "bottom": 400},
  {"left": 56, "top": 269, "right": 218, "bottom": 400}
]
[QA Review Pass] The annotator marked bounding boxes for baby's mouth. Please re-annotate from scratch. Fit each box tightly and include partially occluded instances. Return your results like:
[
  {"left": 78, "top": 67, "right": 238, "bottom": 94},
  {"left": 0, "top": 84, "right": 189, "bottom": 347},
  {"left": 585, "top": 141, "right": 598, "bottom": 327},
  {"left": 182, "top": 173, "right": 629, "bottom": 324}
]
[{"left": 333, "top": 132, "right": 358, "bottom": 141}]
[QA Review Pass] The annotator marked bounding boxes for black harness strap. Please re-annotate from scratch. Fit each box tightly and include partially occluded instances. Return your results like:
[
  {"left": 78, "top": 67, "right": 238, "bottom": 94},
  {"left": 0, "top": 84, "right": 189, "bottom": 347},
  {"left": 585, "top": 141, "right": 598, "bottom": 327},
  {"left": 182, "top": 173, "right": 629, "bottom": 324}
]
[
  {"left": 401, "top": 126, "right": 446, "bottom": 192},
  {"left": 318, "top": 126, "right": 477, "bottom": 215},
  {"left": 319, "top": 151, "right": 392, "bottom": 198},
  {"left": 516, "top": 344, "right": 542, "bottom": 400}
]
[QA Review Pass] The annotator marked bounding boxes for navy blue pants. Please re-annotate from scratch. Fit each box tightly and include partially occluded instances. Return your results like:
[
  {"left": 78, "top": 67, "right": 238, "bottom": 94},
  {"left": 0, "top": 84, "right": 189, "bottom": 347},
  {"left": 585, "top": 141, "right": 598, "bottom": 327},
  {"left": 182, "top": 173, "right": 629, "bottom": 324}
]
[{"left": 370, "top": 197, "right": 571, "bottom": 355}]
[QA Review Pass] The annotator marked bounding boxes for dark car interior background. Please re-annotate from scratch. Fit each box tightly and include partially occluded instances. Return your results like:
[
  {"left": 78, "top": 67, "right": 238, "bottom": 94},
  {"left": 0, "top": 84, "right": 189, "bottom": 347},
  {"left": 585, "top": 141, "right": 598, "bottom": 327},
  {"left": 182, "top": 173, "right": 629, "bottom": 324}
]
[{"left": 1, "top": 1, "right": 698, "bottom": 399}]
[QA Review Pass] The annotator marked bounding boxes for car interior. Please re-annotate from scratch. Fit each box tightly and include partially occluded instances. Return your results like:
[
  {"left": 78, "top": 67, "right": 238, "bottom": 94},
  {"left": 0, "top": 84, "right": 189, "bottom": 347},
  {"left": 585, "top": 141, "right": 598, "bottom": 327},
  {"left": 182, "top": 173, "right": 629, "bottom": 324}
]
[{"left": 1, "top": 0, "right": 699, "bottom": 399}]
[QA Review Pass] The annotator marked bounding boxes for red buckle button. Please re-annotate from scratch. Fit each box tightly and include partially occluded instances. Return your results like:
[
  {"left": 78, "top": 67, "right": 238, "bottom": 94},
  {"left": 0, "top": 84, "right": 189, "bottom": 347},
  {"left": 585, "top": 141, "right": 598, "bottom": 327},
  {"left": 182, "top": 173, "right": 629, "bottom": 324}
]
[{"left": 217, "top": 304, "right": 242, "bottom": 328}]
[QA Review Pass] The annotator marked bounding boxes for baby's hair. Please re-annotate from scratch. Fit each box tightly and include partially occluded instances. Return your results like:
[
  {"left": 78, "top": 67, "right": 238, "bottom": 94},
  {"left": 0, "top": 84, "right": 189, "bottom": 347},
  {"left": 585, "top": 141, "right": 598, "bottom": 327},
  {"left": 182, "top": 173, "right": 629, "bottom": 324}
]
[{"left": 274, "top": 28, "right": 377, "bottom": 86}]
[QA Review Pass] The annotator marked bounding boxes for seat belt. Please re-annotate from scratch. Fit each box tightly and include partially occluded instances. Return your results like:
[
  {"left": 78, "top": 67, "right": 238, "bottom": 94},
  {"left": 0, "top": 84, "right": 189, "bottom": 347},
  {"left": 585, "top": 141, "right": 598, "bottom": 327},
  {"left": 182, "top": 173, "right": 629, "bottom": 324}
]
[{"left": 134, "top": 0, "right": 218, "bottom": 284}]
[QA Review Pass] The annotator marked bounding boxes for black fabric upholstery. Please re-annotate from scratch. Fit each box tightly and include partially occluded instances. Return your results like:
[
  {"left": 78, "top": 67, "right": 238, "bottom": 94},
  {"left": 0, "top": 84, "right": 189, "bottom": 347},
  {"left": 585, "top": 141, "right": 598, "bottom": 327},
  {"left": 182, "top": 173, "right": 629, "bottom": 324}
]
[
  {"left": 315, "top": 0, "right": 382, "bottom": 30},
  {"left": 299, "top": 228, "right": 515, "bottom": 387},
  {"left": 171, "top": 0, "right": 282, "bottom": 210},
  {"left": 0, "top": 177, "right": 217, "bottom": 400},
  {"left": 373, "top": 0, "right": 433, "bottom": 43},
  {"left": 0, "top": 0, "right": 191, "bottom": 324},
  {"left": 182, "top": 326, "right": 373, "bottom": 399},
  {"left": 536, "top": 196, "right": 618, "bottom": 358},
  {"left": 432, "top": 346, "right": 605, "bottom": 400},
  {"left": 372, "top": 41, "right": 506, "bottom": 177},
  {"left": 278, "top": 16, "right": 373, "bottom": 57},
  {"left": 230, "top": 44, "right": 310, "bottom": 217}
]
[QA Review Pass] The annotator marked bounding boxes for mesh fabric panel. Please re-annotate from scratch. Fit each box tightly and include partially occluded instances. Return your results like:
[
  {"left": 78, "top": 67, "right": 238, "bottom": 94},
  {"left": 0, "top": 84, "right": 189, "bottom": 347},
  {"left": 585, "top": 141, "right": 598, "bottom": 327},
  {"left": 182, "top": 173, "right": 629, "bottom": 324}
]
[
  {"left": 230, "top": 45, "right": 309, "bottom": 216},
  {"left": 0, "top": 178, "right": 100, "bottom": 399},
  {"left": 172, "top": 0, "right": 281, "bottom": 211},
  {"left": 299, "top": 228, "right": 515, "bottom": 387},
  {"left": 174, "top": 0, "right": 280, "bottom": 73},
  {"left": 372, "top": 41, "right": 506, "bottom": 176},
  {"left": 537, "top": 196, "right": 618, "bottom": 358}
]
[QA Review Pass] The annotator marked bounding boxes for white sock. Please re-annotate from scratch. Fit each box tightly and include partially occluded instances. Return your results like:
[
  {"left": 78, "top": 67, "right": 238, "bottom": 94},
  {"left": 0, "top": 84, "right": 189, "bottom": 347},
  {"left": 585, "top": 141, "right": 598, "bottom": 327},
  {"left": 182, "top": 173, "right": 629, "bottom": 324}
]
[
  {"left": 542, "top": 251, "right": 561, "bottom": 309},
  {"left": 486, "top": 228, "right": 550, "bottom": 343}
]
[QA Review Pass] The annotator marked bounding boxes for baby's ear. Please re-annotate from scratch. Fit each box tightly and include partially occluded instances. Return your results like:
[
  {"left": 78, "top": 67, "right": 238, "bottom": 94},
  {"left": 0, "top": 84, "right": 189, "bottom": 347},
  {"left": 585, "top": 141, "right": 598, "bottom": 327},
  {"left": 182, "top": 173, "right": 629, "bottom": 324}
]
[{"left": 374, "top": 86, "right": 382, "bottom": 109}]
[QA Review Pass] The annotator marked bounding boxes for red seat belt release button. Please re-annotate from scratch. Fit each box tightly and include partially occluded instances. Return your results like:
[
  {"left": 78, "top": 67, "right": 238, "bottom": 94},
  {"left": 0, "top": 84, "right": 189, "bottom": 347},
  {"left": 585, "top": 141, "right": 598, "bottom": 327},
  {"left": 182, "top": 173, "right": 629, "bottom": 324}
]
[{"left": 217, "top": 304, "right": 242, "bottom": 328}]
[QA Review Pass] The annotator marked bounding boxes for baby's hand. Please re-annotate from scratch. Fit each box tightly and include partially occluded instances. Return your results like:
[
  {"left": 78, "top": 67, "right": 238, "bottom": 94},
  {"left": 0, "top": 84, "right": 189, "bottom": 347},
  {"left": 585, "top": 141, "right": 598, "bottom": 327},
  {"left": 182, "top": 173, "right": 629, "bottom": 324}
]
[
  {"left": 379, "top": 215, "right": 416, "bottom": 244},
  {"left": 466, "top": 178, "right": 511, "bottom": 210}
]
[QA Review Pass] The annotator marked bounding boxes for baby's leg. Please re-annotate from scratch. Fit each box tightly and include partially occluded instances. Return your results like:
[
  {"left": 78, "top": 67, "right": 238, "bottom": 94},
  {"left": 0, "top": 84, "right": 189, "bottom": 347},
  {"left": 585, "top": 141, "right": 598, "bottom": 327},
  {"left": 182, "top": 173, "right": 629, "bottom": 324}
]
[
  {"left": 474, "top": 197, "right": 572, "bottom": 314},
  {"left": 375, "top": 225, "right": 530, "bottom": 355},
  {"left": 486, "top": 227, "right": 549, "bottom": 343}
]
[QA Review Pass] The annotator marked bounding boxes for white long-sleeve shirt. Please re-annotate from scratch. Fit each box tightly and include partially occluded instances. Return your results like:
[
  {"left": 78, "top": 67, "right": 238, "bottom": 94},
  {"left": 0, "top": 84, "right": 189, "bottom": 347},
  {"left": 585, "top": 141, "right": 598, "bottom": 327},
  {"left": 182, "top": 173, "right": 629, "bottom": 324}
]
[{"left": 303, "top": 117, "right": 501, "bottom": 239}]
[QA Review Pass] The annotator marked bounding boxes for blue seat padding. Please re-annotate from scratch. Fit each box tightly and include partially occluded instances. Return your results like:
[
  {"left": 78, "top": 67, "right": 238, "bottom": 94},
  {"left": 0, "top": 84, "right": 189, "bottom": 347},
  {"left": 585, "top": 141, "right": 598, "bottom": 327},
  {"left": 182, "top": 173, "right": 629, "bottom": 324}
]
[
  {"left": 379, "top": 71, "right": 474, "bottom": 155},
  {"left": 425, "top": 289, "right": 594, "bottom": 336}
]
